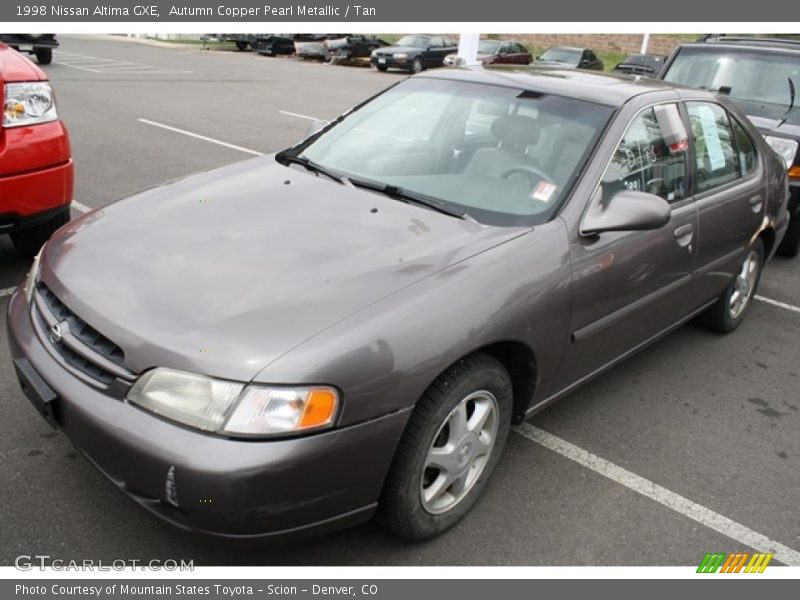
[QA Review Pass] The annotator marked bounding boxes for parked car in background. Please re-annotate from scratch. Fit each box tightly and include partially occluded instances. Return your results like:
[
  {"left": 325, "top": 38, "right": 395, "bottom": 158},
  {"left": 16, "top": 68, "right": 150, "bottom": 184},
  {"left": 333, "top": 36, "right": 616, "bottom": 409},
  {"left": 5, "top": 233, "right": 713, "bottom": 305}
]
[
  {"left": 660, "top": 35, "right": 800, "bottom": 256},
  {"left": 371, "top": 34, "right": 458, "bottom": 72},
  {"left": 443, "top": 39, "right": 532, "bottom": 67},
  {"left": 252, "top": 34, "right": 296, "bottom": 57},
  {"left": 8, "top": 67, "right": 787, "bottom": 544},
  {"left": 0, "top": 34, "right": 58, "bottom": 65},
  {"left": 294, "top": 34, "right": 339, "bottom": 60},
  {"left": 536, "top": 46, "right": 604, "bottom": 71},
  {"left": 0, "top": 42, "right": 72, "bottom": 256},
  {"left": 326, "top": 35, "right": 389, "bottom": 63},
  {"left": 613, "top": 53, "right": 666, "bottom": 76},
  {"left": 207, "top": 34, "right": 257, "bottom": 51}
]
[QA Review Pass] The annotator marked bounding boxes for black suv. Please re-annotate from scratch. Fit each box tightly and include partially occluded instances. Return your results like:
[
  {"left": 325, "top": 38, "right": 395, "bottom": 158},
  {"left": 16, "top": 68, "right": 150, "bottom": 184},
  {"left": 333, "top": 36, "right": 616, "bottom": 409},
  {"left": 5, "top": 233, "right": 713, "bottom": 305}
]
[
  {"left": 660, "top": 36, "right": 800, "bottom": 256},
  {"left": 0, "top": 34, "right": 58, "bottom": 65}
]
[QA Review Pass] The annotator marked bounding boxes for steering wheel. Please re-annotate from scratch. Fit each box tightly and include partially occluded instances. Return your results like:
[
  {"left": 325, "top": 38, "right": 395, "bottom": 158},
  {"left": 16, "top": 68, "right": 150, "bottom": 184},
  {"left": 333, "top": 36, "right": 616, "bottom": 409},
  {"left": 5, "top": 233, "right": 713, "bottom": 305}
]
[{"left": 499, "top": 165, "right": 553, "bottom": 186}]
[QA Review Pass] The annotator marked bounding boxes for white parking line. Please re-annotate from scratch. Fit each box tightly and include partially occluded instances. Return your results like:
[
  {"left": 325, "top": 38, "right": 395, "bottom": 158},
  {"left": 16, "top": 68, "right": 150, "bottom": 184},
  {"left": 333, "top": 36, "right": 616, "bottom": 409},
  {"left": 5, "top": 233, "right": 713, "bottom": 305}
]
[
  {"left": 71, "top": 200, "right": 91, "bottom": 213},
  {"left": 54, "top": 50, "right": 192, "bottom": 75},
  {"left": 0, "top": 287, "right": 16, "bottom": 299},
  {"left": 514, "top": 423, "right": 800, "bottom": 565},
  {"left": 755, "top": 294, "right": 800, "bottom": 315},
  {"left": 278, "top": 110, "right": 322, "bottom": 122},
  {"left": 137, "top": 119, "right": 264, "bottom": 156}
]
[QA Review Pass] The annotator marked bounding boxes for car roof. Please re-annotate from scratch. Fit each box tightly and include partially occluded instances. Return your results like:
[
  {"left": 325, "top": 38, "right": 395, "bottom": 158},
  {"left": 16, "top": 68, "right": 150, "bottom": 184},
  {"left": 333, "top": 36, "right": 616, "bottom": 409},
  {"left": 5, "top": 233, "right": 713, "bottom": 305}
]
[
  {"left": 420, "top": 66, "right": 692, "bottom": 107},
  {"left": 681, "top": 36, "right": 800, "bottom": 55}
]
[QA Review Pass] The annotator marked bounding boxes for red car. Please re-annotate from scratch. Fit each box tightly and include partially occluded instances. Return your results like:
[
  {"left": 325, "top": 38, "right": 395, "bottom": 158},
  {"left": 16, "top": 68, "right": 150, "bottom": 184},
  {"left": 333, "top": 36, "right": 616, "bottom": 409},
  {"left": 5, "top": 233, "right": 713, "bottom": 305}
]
[
  {"left": 443, "top": 39, "right": 532, "bottom": 67},
  {"left": 1, "top": 42, "right": 72, "bottom": 257}
]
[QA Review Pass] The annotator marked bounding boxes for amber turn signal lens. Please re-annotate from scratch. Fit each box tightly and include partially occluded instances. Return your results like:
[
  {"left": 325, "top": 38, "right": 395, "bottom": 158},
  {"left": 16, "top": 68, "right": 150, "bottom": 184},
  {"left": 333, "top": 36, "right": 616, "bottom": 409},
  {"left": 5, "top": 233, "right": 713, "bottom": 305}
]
[
  {"left": 788, "top": 165, "right": 800, "bottom": 180},
  {"left": 300, "top": 388, "right": 337, "bottom": 429}
]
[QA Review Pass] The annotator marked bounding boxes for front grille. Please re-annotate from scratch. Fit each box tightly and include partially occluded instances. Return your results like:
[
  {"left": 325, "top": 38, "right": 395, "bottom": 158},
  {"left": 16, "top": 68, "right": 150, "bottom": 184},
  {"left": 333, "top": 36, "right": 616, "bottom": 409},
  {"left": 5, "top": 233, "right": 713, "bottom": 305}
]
[
  {"left": 34, "top": 283, "right": 133, "bottom": 385},
  {"left": 38, "top": 285, "right": 125, "bottom": 366}
]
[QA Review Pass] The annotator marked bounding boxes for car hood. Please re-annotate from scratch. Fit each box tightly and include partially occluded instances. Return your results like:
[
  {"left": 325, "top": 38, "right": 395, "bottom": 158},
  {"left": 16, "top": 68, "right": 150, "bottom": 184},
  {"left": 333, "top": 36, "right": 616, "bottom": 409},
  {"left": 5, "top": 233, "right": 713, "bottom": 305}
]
[
  {"left": 378, "top": 45, "right": 423, "bottom": 54},
  {"left": 745, "top": 114, "right": 800, "bottom": 140},
  {"left": 535, "top": 60, "right": 577, "bottom": 68},
  {"left": 41, "top": 156, "right": 525, "bottom": 382},
  {"left": 0, "top": 42, "right": 46, "bottom": 82}
]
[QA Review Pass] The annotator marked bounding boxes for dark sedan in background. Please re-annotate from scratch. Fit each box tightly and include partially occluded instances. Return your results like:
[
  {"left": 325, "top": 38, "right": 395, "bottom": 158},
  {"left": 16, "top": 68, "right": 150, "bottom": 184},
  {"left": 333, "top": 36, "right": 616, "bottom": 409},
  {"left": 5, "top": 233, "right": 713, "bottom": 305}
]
[
  {"left": 613, "top": 53, "right": 666, "bottom": 76},
  {"left": 371, "top": 34, "right": 458, "bottom": 72},
  {"left": 8, "top": 67, "right": 788, "bottom": 543},
  {"left": 536, "top": 46, "right": 604, "bottom": 70},
  {"left": 443, "top": 39, "right": 532, "bottom": 67},
  {"left": 0, "top": 34, "right": 58, "bottom": 65}
]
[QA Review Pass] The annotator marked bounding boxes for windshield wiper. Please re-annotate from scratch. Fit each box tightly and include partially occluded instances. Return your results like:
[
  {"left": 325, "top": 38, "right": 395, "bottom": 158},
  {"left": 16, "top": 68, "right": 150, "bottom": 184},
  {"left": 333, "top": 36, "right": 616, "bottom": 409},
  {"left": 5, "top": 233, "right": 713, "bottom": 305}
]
[
  {"left": 348, "top": 177, "right": 476, "bottom": 222},
  {"left": 779, "top": 77, "right": 796, "bottom": 127},
  {"left": 277, "top": 153, "right": 350, "bottom": 185}
]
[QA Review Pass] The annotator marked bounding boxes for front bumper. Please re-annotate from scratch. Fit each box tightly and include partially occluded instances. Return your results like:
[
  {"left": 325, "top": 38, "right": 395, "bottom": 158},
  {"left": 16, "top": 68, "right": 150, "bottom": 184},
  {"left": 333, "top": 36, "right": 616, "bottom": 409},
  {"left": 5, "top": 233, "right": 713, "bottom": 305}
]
[
  {"left": 7, "top": 289, "right": 412, "bottom": 541},
  {"left": 371, "top": 55, "right": 410, "bottom": 69}
]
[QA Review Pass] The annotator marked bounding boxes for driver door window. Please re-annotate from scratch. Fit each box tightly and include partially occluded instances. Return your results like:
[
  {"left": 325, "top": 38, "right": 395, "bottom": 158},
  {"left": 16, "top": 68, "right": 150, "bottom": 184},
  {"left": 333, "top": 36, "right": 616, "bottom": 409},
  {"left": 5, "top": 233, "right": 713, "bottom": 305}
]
[{"left": 601, "top": 104, "right": 689, "bottom": 204}]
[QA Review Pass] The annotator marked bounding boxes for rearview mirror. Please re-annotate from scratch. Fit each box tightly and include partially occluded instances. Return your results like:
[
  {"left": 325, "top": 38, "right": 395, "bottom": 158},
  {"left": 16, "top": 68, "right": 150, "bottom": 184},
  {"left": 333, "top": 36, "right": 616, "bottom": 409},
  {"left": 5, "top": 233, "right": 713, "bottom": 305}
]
[
  {"left": 304, "top": 118, "right": 331, "bottom": 138},
  {"left": 581, "top": 190, "right": 671, "bottom": 235}
]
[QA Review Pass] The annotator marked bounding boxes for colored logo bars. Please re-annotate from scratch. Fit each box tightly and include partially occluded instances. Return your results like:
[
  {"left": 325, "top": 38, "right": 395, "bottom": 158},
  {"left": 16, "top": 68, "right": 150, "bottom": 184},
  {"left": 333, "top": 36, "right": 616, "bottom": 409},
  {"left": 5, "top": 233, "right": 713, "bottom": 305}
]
[{"left": 697, "top": 552, "right": 773, "bottom": 573}]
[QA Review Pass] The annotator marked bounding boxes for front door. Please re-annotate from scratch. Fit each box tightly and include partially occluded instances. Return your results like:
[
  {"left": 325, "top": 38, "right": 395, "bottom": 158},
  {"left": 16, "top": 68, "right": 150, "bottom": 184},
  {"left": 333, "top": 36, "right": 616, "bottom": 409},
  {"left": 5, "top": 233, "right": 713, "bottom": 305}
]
[{"left": 557, "top": 103, "right": 699, "bottom": 389}]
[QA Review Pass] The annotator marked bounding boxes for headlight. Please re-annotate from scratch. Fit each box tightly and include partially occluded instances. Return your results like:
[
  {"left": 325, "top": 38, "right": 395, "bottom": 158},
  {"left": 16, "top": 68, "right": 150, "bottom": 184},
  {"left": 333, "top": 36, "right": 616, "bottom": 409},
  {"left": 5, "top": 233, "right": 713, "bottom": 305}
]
[
  {"left": 394, "top": 53, "right": 407, "bottom": 59},
  {"left": 127, "top": 368, "right": 338, "bottom": 437},
  {"left": 370, "top": 50, "right": 377, "bottom": 57},
  {"left": 23, "top": 245, "right": 44, "bottom": 304},
  {"left": 3, "top": 82, "right": 58, "bottom": 128},
  {"left": 764, "top": 135, "right": 798, "bottom": 170}
]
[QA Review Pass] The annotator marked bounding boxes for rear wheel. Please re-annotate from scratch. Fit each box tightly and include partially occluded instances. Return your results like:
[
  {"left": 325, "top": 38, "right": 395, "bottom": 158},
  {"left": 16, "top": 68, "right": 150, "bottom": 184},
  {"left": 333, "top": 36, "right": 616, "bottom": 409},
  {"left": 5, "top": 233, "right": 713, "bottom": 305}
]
[
  {"left": 379, "top": 353, "right": 512, "bottom": 540},
  {"left": 697, "top": 239, "right": 764, "bottom": 333},
  {"left": 235, "top": 41, "right": 249, "bottom": 51},
  {"left": 35, "top": 48, "right": 53, "bottom": 65},
  {"left": 10, "top": 210, "right": 69, "bottom": 258}
]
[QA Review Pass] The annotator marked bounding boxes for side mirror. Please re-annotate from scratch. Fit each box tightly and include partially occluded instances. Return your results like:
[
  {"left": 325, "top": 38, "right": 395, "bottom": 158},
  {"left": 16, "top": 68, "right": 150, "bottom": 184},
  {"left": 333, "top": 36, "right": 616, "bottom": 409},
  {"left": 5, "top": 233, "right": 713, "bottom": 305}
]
[
  {"left": 581, "top": 190, "right": 671, "bottom": 235},
  {"left": 304, "top": 118, "right": 330, "bottom": 138}
]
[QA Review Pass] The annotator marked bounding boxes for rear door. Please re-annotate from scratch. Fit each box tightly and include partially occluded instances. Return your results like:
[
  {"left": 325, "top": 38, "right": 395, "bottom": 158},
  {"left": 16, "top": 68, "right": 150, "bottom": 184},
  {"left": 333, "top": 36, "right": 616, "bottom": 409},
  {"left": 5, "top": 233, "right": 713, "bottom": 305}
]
[{"left": 683, "top": 100, "right": 765, "bottom": 301}]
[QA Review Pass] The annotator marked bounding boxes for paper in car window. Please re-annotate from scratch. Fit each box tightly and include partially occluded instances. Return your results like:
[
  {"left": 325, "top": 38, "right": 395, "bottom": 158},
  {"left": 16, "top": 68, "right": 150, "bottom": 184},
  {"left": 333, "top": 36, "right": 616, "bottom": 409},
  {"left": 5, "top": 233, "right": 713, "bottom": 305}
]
[
  {"left": 532, "top": 181, "right": 558, "bottom": 202},
  {"left": 696, "top": 105, "right": 726, "bottom": 172}
]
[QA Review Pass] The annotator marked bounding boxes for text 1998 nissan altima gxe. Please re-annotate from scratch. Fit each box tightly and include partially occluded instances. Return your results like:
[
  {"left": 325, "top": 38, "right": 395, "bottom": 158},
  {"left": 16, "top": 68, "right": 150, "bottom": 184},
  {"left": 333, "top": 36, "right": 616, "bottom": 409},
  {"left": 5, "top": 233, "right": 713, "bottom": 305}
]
[{"left": 7, "top": 68, "right": 790, "bottom": 542}]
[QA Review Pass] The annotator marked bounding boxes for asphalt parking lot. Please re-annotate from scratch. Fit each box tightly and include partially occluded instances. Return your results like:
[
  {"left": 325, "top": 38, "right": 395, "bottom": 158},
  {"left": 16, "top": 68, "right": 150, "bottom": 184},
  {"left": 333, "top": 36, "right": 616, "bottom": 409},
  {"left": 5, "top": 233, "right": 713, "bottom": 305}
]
[{"left": 1, "top": 35, "right": 799, "bottom": 567}]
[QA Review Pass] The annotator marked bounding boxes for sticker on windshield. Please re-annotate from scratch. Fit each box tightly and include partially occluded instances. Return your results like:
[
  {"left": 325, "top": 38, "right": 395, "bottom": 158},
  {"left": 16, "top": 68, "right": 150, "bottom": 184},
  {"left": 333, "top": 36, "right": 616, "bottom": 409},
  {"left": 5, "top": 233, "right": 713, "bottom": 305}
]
[{"left": 532, "top": 181, "right": 558, "bottom": 202}]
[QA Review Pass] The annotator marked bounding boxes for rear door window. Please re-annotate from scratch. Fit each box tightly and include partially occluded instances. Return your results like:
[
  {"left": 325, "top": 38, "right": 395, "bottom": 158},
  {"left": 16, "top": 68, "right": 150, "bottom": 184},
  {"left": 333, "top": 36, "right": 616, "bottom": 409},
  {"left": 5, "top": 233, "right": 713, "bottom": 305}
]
[
  {"left": 686, "top": 102, "right": 739, "bottom": 193},
  {"left": 730, "top": 116, "right": 758, "bottom": 177}
]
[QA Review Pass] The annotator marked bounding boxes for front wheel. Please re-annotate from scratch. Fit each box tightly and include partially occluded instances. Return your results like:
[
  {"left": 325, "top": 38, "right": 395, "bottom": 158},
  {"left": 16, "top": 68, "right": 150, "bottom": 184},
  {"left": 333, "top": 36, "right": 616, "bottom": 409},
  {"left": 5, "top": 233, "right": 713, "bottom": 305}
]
[
  {"left": 411, "top": 57, "right": 424, "bottom": 73},
  {"left": 379, "top": 353, "right": 512, "bottom": 540},
  {"left": 235, "top": 41, "right": 249, "bottom": 51},
  {"left": 697, "top": 239, "right": 764, "bottom": 333},
  {"left": 35, "top": 48, "right": 53, "bottom": 65},
  {"left": 10, "top": 210, "right": 70, "bottom": 258}
]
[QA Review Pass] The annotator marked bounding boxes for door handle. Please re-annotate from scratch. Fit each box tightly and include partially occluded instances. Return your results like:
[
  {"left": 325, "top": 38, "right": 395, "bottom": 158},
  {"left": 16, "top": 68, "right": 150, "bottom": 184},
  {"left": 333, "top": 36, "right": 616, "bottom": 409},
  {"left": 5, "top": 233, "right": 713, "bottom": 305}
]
[
  {"left": 673, "top": 223, "right": 694, "bottom": 249},
  {"left": 749, "top": 195, "right": 763, "bottom": 213}
]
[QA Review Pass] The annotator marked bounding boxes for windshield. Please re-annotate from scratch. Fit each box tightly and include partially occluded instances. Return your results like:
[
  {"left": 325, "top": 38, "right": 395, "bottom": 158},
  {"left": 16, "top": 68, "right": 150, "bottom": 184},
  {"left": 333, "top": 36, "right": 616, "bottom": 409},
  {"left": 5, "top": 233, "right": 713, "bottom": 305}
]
[
  {"left": 663, "top": 47, "right": 800, "bottom": 122},
  {"left": 292, "top": 78, "right": 613, "bottom": 226},
  {"left": 396, "top": 35, "right": 431, "bottom": 48},
  {"left": 478, "top": 40, "right": 502, "bottom": 54},
  {"left": 540, "top": 48, "right": 581, "bottom": 63}
]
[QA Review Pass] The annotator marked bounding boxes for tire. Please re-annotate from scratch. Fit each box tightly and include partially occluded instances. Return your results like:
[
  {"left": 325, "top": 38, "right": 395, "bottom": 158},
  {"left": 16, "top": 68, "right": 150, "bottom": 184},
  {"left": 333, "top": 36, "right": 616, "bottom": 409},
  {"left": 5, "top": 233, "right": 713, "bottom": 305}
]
[
  {"left": 696, "top": 239, "right": 764, "bottom": 333},
  {"left": 411, "top": 57, "right": 424, "bottom": 74},
  {"left": 777, "top": 209, "right": 800, "bottom": 257},
  {"left": 376, "top": 65, "right": 388, "bottom": 72},
  {"left": 379, "top": 353, "right": 513, "bottom": 540},
  {"left": 35, "top": 48, "right": 53, "bottom": 65},
  {"left": 10, "top": 210, "right": 69, "bottom": 258},
  {"left": 235, "top": 41, "right": 249, "bottom": 51}
]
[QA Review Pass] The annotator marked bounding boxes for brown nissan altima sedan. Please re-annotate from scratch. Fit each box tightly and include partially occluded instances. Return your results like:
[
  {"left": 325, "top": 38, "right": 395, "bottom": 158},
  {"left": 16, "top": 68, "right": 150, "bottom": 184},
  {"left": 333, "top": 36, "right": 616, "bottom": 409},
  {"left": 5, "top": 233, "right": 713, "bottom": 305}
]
[{"left": 7, "top": 68, "right": 790, "bottom": 542}]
